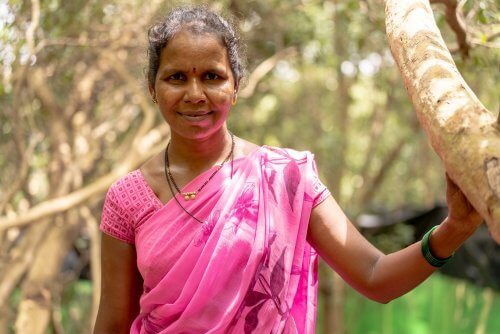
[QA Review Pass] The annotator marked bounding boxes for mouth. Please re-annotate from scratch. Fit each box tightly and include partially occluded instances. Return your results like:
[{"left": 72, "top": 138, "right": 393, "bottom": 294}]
[{"left": 177, "top": 111, "right": 213, "bottom": 122}]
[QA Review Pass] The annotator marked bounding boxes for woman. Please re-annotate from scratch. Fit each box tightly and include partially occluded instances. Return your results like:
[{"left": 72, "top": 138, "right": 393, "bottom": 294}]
[{"left": 94, "top": 6, "right": 482, "bottom": 334}]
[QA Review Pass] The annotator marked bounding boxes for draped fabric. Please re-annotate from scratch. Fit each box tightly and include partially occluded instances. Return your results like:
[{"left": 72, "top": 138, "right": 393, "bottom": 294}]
[{"left": 100, "top": 146, "right": 330, "bottom": 333}]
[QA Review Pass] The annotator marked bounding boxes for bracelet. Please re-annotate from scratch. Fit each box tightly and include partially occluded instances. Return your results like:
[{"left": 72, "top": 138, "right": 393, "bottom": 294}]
[{"left": 421, "top": 226, "right": 453, "bottom": 268}]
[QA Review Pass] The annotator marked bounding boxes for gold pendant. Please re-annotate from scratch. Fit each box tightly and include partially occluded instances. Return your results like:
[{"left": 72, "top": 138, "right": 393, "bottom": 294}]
[{"left": 182, "top": 191, "right": 197, "bottom": 200}]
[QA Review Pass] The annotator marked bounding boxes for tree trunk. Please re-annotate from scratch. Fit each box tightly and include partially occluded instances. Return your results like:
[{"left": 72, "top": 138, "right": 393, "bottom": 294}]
[
  {"left": 14, "top": 212, "right": 81, "bottom": 334},
  {"left": 385, "top": 0, "right": 500, "bottom": 242},
  {"left": 319, "top": 2, "right": 354, "bottom": 333}
]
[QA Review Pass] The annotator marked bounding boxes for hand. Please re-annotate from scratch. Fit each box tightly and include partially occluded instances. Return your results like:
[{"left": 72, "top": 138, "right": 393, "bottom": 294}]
[{"left": 445, "top": 173, "right": 483, "bottom": 231}]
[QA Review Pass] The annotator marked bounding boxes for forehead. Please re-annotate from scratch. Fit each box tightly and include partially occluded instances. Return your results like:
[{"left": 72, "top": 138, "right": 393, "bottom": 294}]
[{"left": 160, "top": 29, "right": 229, "bottom": 69}]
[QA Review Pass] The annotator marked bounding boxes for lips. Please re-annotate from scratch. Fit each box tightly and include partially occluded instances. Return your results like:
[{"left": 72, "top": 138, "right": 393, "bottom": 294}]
[{"left": 178, "top": 111, "right": 213, "bottom": 122}]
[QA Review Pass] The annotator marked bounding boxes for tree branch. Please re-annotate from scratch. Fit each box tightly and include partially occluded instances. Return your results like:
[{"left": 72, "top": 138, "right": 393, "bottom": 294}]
[
  {"left": 26, "top": 0, "right": 40, "bottom": 54},
  {"left": 385, "top": 0, "right": 500, "bottom": 242},
  {"left": 0, "top": 123, "right": 41, "bottom": 214},
  {"left": 239, "top": 47, "right": 297, "bottom": 98},
  {"left": 12, "top": 0, "right": 40, "bottom": 100},
  {"left": 80, "top": 206, "right": 100, "bottom": 331},
  {"left": 100, "top": 51, "right": 157, "bottom": 143},
  {"left": 358, "top": 125, "right": 419, "bottom": 207},
  {"left": 0, "top": 126, "right": 169, "bottom": 231},
  {"left": 430, "top": 0, "right": 470, "bottom": 58},
  {"left": 35, "top": 38, "right": 105, "bottom": 53},
  {"left": 0, "top": 220, "right": 51, "bottom": 308}
]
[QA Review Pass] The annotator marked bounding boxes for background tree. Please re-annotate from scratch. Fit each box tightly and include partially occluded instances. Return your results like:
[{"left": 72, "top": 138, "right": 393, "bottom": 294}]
[
  {"left": 0, "top": 0, "right": 498, "bottom": 333},
  {"left": 385, "top": 0, "right": 500, "bottom": 242}
]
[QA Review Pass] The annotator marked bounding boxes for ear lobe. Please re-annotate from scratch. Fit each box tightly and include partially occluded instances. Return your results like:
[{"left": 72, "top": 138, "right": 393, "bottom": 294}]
[
  {"left": 232, "top": 81, "right": 239, "bottom": 105},
  {"left": 149, "top": 86, "right": 157, "bottom": 104}
]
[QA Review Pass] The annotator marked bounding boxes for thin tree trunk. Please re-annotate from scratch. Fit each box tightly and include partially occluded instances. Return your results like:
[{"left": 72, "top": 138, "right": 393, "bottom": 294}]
[
  {"left": 14, "top": 211, "right": 81, "bottom": 334},
  {"left": 0, "top": 220, "right": 52, "bottom": 329},
  {"left": 322, "top": 2, "right": 353, "bottom": 333},
  {"left": 385, "top": 0, "right": 500, "bottom": 242},
  {"left": 81, "top": 206, "right": 101, "bottom": 331}
]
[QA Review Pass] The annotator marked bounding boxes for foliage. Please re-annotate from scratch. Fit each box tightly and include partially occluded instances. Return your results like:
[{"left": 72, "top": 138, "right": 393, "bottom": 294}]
[
  {"left": 340, "top": 273, "right": 500, "bottom": 334},
  {"left": 40, "top": 274, "right": 500, "bottom": 334},
  {"left": 0, "top": 0, "right": 498, "bottom": 332}
]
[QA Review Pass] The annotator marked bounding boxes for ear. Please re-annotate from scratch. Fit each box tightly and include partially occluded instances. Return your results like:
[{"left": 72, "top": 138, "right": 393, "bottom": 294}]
[
  {"left": 149, "top": 85, "right": 158, "bottom": 104},
  {"left": 232, "top": 82, "right": 239, "bottom": 105}
]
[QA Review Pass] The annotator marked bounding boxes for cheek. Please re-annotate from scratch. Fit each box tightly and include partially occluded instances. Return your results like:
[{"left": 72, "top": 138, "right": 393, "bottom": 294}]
[{"left": 209, "top": 84, "right": 234, "bottom": 106}]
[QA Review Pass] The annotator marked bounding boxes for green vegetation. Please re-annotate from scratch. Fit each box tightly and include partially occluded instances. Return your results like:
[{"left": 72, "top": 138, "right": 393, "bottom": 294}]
[
  {"left": 45, "top": 274, "right": 500, "bottom": 333},
  {"left": 1, "top": 0, "right": 498, "bottom": 332},
  {"left": 317, "top": 273, "right": 500, "bottom": 334}
]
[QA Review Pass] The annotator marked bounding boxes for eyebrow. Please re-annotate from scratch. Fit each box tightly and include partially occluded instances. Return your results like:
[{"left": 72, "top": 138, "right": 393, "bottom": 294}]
[{"left": 160, "top": 65, "right": 228, "bottom": 75}]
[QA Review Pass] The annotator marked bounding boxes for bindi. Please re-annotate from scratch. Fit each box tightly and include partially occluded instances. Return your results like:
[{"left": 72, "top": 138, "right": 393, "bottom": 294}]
[{"left": 192, "top": 67, "right": 197, "bottom": 74}]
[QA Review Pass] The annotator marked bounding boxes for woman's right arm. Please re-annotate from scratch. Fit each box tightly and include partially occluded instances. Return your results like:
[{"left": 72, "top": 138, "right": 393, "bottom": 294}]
[{"left": 93, "top": 233, "right": 142, "bottom": 333}]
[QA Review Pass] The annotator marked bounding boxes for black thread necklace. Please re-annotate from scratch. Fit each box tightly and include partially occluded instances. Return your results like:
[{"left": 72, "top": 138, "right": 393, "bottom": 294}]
[{"left": 164, "top": 132, "right": 234, "bottom": 223}]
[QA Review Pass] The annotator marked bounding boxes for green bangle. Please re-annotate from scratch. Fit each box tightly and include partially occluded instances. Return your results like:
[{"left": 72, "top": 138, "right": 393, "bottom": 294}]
[{"left": 421, "top": 226, "right": 453, "bottom": 268}]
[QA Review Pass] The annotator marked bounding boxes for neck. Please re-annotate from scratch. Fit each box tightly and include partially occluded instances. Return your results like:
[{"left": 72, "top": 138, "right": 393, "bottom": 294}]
[{"left": 168, "top": 127, "right": 232, "bottom": 170}]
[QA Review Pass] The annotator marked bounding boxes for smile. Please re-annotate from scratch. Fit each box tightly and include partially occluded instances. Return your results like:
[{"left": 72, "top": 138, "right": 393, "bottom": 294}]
[{"left": 178, "top": 111, "right": 213, "bottom": 122}]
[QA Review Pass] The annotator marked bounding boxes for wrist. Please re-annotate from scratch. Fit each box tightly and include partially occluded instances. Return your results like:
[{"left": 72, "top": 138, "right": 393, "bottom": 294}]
[
  {"left": 421, "top": 226, "right": 453, "bottom": 267},
  {"left": 429, "top": 218, "right": 476, "bottom": 259},
  {"left": 440, "top": 216, "right": 478, "bottom": 240}
]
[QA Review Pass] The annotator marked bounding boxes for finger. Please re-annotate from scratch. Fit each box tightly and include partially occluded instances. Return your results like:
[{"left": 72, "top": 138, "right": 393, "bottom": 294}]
[
  {"left": 445, "top": 172, "right": 459, "bottom": 194},
  {"left": 445, "top": 172, "right": 471, "bottom": 218},
  {"left": 445, "top": 172, "right": 464, "bottom": 203}
]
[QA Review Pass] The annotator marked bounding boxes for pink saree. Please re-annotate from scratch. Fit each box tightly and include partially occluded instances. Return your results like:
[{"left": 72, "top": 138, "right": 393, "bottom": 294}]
[{"left": 100, "top": 146, "right": 330, "bottom": 333}]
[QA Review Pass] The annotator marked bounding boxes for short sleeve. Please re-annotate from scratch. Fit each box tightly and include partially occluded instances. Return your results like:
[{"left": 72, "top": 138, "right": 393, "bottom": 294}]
[
  {"left": 100, "top": 184, "right": 136, "bottom": 244},
  {"left": 306, "top": 154, "right": 330, "bottom": 208}
]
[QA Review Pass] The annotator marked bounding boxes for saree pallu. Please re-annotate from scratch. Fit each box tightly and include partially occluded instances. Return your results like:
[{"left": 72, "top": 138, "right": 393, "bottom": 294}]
[{"left": 100, "top": 146, "right": 330, "bottom": 333}]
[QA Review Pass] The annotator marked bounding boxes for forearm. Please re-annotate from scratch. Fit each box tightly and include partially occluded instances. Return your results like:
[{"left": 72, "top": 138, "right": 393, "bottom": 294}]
[{"left": 366, "top": 218, "right": 476, "bottom": 303}]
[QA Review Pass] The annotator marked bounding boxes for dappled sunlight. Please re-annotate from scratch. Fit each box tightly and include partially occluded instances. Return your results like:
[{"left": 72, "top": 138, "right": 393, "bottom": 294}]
[{"left": 2, "top": 0, "right": 498, "bottom": 332}]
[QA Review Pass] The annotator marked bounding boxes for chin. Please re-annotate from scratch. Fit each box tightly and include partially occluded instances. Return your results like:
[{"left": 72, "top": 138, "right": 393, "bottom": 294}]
[{"left": 171, "top": 126, "right": 227, "bottom": 141}]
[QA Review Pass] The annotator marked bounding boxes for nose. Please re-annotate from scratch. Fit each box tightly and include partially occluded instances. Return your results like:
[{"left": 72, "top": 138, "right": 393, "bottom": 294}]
[{"left": 184, "top": 79, "right": 206, "bottom": 104}]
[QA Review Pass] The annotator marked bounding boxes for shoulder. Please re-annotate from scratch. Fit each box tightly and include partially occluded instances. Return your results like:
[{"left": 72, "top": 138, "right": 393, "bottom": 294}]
[
  {"left": 260, "top": 146, "right": 314, "bottom": 165},
  {"left": 105, "top": 169, "right": 153, "bottom": 214},
  {"left": 233, "top": 136, "right": 313, "bottom": 162},
  {"left": 263, "top": 147, "right": 329, "bottom": 205},
  {"left": 108, "top": 169, "right": 144, "bottom": 198},
  {"left": 234, "top": 136, "right": 260, "bottom": 159},
  {"left": 101, "top": 170, "right": 155, "bottom": 244}
]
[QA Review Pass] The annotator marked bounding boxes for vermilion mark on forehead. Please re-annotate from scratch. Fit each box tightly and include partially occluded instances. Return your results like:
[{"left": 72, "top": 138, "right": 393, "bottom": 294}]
[{"left": 192, "top": 67, "right": 196, "bottom": 74}]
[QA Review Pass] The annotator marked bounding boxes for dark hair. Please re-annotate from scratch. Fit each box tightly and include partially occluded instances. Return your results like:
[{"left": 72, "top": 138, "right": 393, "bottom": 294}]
[{"left": 147, "top": 6, "right": 246, "bottom": 90}]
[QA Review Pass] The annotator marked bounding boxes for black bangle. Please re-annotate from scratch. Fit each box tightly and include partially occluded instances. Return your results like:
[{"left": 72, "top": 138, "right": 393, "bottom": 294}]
[{"left": 421, "top": 226, "right": 453, "bottom": 268}]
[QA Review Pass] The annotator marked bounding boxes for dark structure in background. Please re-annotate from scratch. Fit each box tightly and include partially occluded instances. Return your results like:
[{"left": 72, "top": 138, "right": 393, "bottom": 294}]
[
  {"left": 67, "top": 205, "right": 500, "bottom": 290},
  {"left": 358, "top": 205, "right": 500, "bottom": 290}
]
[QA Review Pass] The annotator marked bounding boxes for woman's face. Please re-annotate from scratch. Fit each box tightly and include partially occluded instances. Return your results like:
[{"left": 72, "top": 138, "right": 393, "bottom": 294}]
[{"left": 152, "top": 29, "right": 236, "bottom": 140}]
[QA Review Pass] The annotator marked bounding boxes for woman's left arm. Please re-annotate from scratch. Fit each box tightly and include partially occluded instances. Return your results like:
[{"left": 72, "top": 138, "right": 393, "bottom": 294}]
[{"left": 307, "top": 174, "right": 483, "bottom": 304}]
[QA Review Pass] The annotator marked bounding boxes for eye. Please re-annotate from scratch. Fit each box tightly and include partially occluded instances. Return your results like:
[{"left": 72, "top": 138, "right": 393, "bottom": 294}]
[
  {"left": 168, "top": 73, "right": 185, "bottom": 81},
  {"left": 205, "top": 72, "right": 220, "bottom": 80}
]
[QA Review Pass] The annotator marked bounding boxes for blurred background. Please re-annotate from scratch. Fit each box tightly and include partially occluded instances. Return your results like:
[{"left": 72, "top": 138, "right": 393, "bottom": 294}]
[{"left": 0, "top": 0, "right": 499, "bottom": 333}]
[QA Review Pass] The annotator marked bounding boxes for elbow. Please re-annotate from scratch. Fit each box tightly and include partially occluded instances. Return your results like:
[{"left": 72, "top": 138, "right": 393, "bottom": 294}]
[
  {"left": 362, "top": 291, "right": 392, "bottom": 304},
  {"left": 370, "top": 295, "right": 393, "bottom": 304},
  {"left": 362, "top": 287, "right": 397, "bottom": 304}
]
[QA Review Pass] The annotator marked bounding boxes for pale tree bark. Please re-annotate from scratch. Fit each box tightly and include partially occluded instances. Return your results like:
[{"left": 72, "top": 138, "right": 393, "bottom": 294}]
[{"left": 385, "top": 0, "right": 500, "bottom": 242}]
